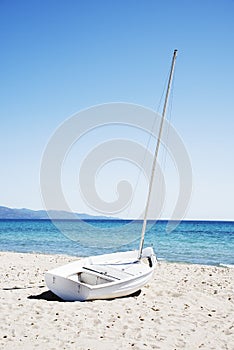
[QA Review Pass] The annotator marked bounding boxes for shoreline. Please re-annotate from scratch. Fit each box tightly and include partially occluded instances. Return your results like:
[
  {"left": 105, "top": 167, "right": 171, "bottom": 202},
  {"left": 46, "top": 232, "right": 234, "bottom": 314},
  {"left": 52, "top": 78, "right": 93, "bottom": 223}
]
[
  {"left": 0, "top": 249, "right": 233, "bottom": 268},
  {"left": 0, "top": 251, "right": 233, "bottom": 349}
]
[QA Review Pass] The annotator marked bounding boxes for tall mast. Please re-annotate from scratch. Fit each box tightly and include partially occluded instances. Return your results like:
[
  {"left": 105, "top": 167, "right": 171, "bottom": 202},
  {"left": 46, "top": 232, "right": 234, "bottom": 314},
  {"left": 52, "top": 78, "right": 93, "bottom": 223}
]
[{"left": 138, "top": 49, "right": 178, "bottom": 259}]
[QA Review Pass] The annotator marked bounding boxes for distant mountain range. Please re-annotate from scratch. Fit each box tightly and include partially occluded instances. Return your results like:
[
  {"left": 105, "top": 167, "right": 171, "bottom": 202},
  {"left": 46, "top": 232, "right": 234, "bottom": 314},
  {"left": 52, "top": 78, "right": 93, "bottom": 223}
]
[{"left": 0, "top": 206, "right": 116, "bottom": 220}]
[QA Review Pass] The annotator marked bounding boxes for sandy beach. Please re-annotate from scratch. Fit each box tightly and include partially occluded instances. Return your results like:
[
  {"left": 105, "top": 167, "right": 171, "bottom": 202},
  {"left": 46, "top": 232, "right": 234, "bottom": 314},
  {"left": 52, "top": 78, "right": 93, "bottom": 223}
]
[{"left": 0, "top": 252, "right": 233, "bottom": 350}]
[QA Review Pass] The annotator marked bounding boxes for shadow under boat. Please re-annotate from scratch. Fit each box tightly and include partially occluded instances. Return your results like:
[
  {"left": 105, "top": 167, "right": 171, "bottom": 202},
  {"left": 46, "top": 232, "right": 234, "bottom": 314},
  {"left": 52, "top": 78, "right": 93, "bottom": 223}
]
[{"left": 28, "top": 288, "right": 141, "bottom": 302}]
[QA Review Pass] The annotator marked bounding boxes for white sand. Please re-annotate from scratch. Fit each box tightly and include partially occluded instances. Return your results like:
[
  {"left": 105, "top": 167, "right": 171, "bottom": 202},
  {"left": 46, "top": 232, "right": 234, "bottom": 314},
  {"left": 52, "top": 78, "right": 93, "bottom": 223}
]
[{"left": 0, "top": 252, "right": 233, "bottom": 350}]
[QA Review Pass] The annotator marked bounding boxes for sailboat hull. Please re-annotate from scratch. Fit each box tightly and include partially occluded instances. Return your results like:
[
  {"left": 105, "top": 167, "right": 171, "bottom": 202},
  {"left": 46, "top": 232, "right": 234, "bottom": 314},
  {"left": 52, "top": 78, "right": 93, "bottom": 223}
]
[{"left": 45, "top": 247, "right": 156, "bottom": 301}]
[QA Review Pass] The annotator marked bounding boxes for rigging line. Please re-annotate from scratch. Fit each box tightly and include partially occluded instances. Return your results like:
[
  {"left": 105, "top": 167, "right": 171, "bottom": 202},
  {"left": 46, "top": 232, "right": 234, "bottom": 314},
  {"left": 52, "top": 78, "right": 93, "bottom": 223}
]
[
  {"left": 155, "top": 69, "right": 171, "bottom": 114},
  {"left": 126, "top": 68, "right": 171, "bottom": 221},
  {"left": 160, "top": 66, "right": 176, "bottom": 167},
  {"left": 158, "top": 66, "right": 176, "bottom": 215},
  {"left": 138, "top": 49, "right": 178, "bottom": 258},
  {"left": 161, "top": 64, "right": 176, "bottom": 172}
]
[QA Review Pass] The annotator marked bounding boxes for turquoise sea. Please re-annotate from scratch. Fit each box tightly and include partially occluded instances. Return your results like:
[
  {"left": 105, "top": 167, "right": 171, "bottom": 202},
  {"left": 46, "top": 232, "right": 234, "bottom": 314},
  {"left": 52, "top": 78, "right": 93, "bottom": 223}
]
[{"left": 0, "top": 220, "right": 233, "bottom": 266}]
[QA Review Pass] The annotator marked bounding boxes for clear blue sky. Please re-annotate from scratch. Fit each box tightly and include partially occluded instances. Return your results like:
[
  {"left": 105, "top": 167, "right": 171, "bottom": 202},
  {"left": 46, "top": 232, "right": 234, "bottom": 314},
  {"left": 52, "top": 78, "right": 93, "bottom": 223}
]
[{"left": 0, "top": 0, "right": 233, "bottom": 220}]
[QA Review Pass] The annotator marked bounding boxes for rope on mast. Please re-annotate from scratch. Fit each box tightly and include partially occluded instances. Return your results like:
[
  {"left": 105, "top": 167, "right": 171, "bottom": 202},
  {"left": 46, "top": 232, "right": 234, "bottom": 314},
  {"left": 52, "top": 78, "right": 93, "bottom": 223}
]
[{"left": 138, "top": 49, "right": 178, "bottom": 259}]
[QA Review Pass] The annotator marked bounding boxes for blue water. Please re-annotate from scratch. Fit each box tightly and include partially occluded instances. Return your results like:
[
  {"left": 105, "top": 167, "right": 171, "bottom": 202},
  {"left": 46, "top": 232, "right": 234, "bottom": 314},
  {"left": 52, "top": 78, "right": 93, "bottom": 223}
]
[{"left": 0, "top": 219, "right": 233, "bottom": 266}]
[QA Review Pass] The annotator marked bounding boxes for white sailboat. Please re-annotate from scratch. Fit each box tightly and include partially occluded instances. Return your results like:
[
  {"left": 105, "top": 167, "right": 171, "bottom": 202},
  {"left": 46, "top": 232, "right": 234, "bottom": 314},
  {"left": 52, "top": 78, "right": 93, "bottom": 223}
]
[{"left": 45, "top": 50, "right": 178, "bottom": 301}]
